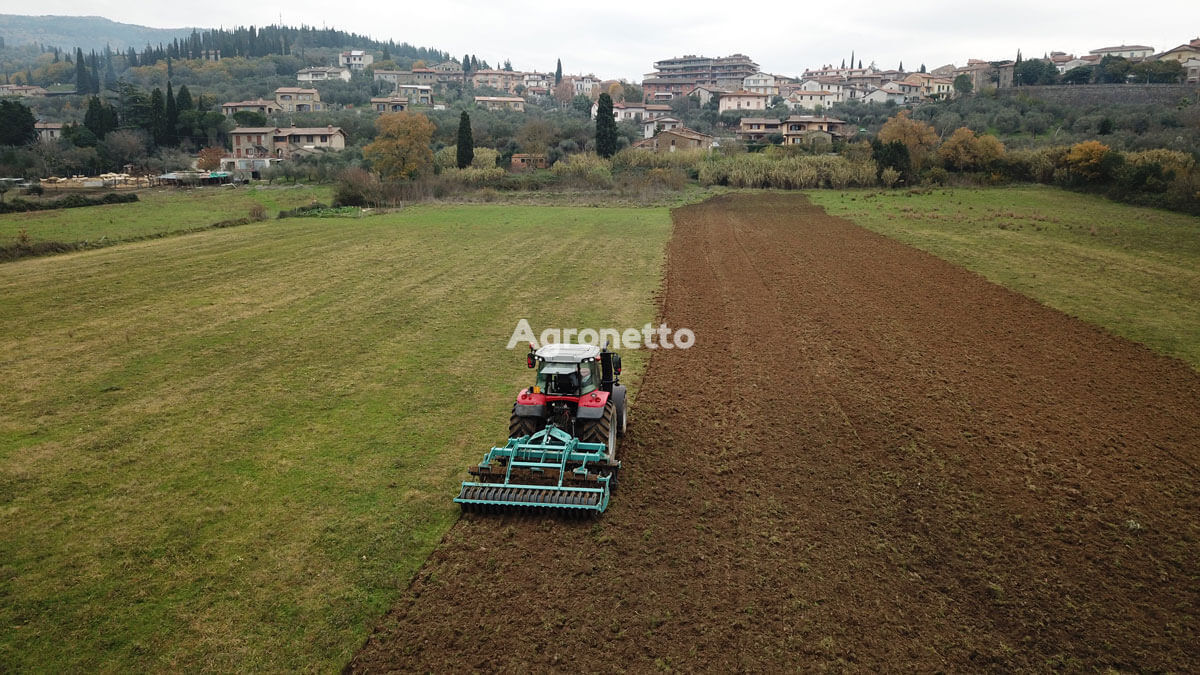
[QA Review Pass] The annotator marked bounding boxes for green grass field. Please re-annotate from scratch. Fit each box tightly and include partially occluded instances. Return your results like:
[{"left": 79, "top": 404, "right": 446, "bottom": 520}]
[
  {"left": 0, "top": 204, "right": 670, "bottom": 670},
  {"left": 809, "top": 186, "right": 1200, "bottom": 369},
  {"left": 1, "top": 185, "right": 332, "bottom": 247}
]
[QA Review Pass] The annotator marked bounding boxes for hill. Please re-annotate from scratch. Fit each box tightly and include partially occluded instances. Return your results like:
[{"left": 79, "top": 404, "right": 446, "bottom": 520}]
[{"left": 0, "top": 14, "right": 197, "bottom": 52}]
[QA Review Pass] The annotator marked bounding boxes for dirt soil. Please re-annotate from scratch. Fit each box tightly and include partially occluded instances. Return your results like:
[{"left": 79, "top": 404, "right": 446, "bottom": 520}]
[{"left": 350, "top": 193, "right": 1200, "bottom": 671}]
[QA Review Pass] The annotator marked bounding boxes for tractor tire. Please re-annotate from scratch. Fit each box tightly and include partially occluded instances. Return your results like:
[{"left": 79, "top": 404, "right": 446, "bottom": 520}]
[
  {"left": 612, "top": 385, "right": 628, "bottom": 437},
  {"left": 577, "top": 400, "right": 617, "bottom": 460},
  {"left": 509, "top": 405, "right": 540, "bottom": 439}
]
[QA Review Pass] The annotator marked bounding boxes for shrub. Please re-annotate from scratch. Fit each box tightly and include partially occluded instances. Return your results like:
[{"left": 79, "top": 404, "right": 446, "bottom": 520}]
[
  {"left": 1065, "top": 141, "right": 1112, "bottom": 182},
  {"left": 0, "top": 191, "right": 137, "bottom": 214},
  {"left": 938, "top": 127, "right": 1006, "bottom": 172},
  {"left": 248, "top": 204, "right": 267, "bottom": 221},
  {"left": 332, "top": 167, "right": 382, "bottom": 207},
  {"left": 550, "top": 153, "right": 613, "bottom": 188}
]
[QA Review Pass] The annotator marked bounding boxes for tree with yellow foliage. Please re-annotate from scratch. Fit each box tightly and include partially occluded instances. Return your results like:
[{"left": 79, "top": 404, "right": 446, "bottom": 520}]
[
  {"left": 1064, "top": 140, "right": 1111, "bottom": 181},
  {"left": 364, "top": 112, "right": 436, "bottom": 180},
  {"left": 937, "top": 127, "right": 1006, "bottom": 171},
  {"left": 877, "top": 110, "right": 938, "bottom": 171}
]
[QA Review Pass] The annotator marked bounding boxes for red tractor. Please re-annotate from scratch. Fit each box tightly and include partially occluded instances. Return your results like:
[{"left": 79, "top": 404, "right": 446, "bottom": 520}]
[
  {"left": 454, "top": 343, "right": 628, "bottom": 513},
  {"left": 512, "top": 343, "right": 628, "bottom": 452}
]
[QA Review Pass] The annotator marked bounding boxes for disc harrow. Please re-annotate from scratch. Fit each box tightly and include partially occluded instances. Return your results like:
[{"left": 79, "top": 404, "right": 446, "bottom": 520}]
[{"left": 455, "top": 425, "right": 618, "bottom": 515}]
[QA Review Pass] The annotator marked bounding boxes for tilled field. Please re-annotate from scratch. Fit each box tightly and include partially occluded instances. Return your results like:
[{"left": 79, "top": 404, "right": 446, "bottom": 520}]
[{"left": 350, "top": 193, "right": 1199, "bottom": 671}]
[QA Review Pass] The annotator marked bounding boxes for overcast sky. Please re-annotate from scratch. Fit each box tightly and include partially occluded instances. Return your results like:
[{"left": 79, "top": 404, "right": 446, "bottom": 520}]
[{"left": 26, "top": 1, "right": 1200, "bottom": 79}]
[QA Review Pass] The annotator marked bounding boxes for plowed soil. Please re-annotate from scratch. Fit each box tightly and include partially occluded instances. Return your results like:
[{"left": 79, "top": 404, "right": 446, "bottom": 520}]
[{"left": 350, "top": 193, "right": 1200, "bottom": 671}]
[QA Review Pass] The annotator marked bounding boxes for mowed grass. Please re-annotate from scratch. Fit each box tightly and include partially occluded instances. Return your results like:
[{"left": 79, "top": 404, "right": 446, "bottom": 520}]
[
  {"left": 1, "top": 185, "right": 332, "bottom": 246},
  {"left": 0, "top": 204, "right": 670, "bottom": 670},
  {"left": 809, "top": 186, "right": 1200, "bottom": 368}
]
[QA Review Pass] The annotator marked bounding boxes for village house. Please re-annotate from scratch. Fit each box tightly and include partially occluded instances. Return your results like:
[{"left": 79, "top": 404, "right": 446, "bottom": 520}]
[
  {"left": 642, "top": 116, "right": 683, "bottom": 138},
  {"left": 522, "top": 72, "right": 553, "bottom": 95},
  {"left": 743, "top": 72, "right": 778, "bottom": 96},
  {"left": 392, "top": 84, "right": 433, "bottom": 105},
  {"left": 1089, "top": 45, "right": 1154, "bottom": 60},
  {"left": 688, "top": 85, "right": 727, "bottom": 106},
  {"left": 432, "top": 60, "right": 463, "bottom": 73},
  {"left": 781, "top": 115, "right": 849, "bottom": 145},
  {"left": 1156, "top": 38, "right": 1200, "bottom": 63},
  {"left": 228, "top": 125, "right": 347, "bottom": 161},
  {"left": 899, "top": 73, "right": 954, "bottom": 99},
  {"left": 0, "top": 84, "right": 48, "bottom": 97},
  {"left": 370, "top": 96, "right": 408, "bottom": 113},
  {"left": 861, "top": 87, "right": 906, "bottom": 104},
  {"left": 510, "top": 154, "right": 548, "bottom": 171},
  {"left": 375, "top": 69, "right": 438, "bottom": 88},
  {"left": 717, "top": 90, "right": 770, "bottom": 113},
  {"left": 592, "top": 100, "right": 643, "bottom": 120},
  {"left": 474, "top": 96, "right": 525, "bottom": 112},
  {"left": 1156, "top": 39, "right": 1200, "bottom": 82},
  {"left": 571, "top": 75, "right": 600, "bottom": 98},
  {"left": 786, "top": 90, "right": 838, "bottom": 111},
  {"left": 274, "top": 88, "right": 323, "bottom": 113},
  {"left": 296, "top": 66, "right": 350, "bottom": 83},
  {"left": 34, "top": 121, "right": 63, "bottom": 142},
  {"left": 633, "top": 127, "right": 716, "bottom": 153},
  {"left": 472, "top": 69, "right": 523, "bottom": 93},
  {"left": 221, "top": 99, "right": 282, "bottom": 117},
  {"left": 590, "top": 101, "right": 672, "bottom": 122},
  {"left": 736, "top": 117, "right": 783, "bottom": 142},
  {"left": 954, "top": 59, "right": 998, "bottom": 92},
  {"left": 881, "top": 80, "right": 922, "bottom": 103},
  {"left": 339, "top": 50, "right": 373, "bottom": 71}
]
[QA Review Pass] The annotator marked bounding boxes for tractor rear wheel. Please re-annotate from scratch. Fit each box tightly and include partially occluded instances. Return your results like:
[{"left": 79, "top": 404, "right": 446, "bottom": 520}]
[
  {"left": 509, "top": 405, "right": 540, "bottom": 438},
  {"left": 577, "top": 401, "right": 617, "bottom": 460}
]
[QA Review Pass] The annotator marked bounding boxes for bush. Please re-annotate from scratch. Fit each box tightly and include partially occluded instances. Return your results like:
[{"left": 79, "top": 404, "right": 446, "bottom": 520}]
[
  {"left": 248, "top": 204, "right": 267, "bottom": 221},
  {"left": 881, "top": 167, "right": 902, "bottom": 187},
  {"left": 550, "top": 153, "right": 613, "bottom": 188},
  {"left": 0, "top": 191, "right": 137, "bottom": 214},
  {"left": 698, "top": 154, "right": 877, "bottom": 189},
  {"left": 332, "top": 167, "right": 382, "bottom": 207}
]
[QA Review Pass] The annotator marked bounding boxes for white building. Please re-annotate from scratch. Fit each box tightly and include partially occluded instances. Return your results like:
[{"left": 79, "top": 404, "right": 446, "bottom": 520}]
[
  {"left": 642, "top": 116, "right": 682, "bottom": 138},
  {"left": 1088, "top": 45, "right": 1154, "bottom": 60},
  {"left": 786, "top": 90, "right": 838, "bottom": 111},
  {"left": 743, "top": 72, "right": 778, "bottom": 96},
  {"left": 339, "top": 50, "right": 374, "bottom": 71},
  {"left": 572, "top": 75, "right": 599, "bottom": 97},
  {"left": 297, "top": 67, "right": 351, "bottom": 83}
]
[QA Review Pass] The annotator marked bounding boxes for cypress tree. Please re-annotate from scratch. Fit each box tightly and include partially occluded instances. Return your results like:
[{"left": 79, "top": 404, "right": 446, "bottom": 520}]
[
  {"left": 595, "top": 93, "right": 617, "bottom": 158},
  {"left": 149, "top": 87, "right": 166, "bottom": 145},
  {"left": 555, "top": 59, "right": 562, "bottom": 85},
  {"left": 176, "top": 84, "right": 193, "bottom": 112},
  {"left": 165, "top": 82, "right": 178, "bottom": 146},
  {"left": 456, "top": 111, "right": 474, "bottom": 169},
  {"left": 74, "top": 48, "right": 88, "bottom": 93},
  {"left": 84, "top": 96, "right": 103, "bottom": 137}
]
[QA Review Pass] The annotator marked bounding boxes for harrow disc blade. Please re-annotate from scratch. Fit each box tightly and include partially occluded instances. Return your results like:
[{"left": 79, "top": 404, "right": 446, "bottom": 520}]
[{"left": 455, "top": 481, "right": 608, "bottom": 513}]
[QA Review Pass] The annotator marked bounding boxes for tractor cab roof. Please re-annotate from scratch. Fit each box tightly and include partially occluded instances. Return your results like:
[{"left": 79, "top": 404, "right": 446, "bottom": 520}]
[{"left": 535, "top": 343, "right": 601, "bottom": 363}]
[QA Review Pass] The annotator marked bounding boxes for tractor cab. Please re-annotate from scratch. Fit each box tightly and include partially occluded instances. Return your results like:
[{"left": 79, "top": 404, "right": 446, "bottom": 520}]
[
  {"left": 529, "top": 343, "right": 606, "bottom": 397},
  {"left": 537, "top": 360, "right": 598, "bottom": 396}
]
